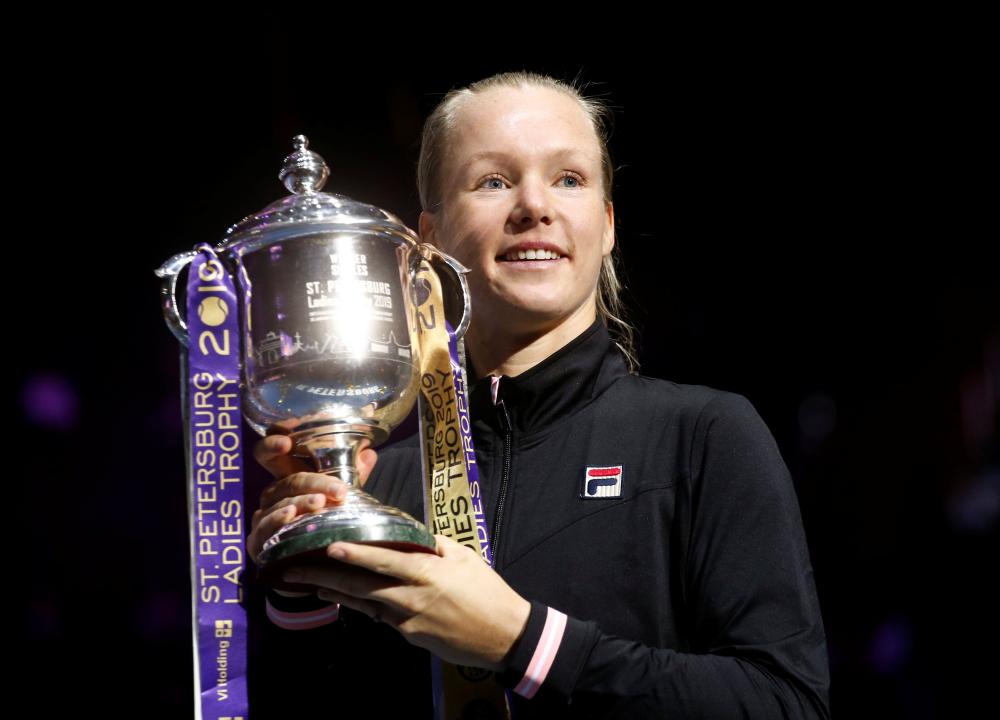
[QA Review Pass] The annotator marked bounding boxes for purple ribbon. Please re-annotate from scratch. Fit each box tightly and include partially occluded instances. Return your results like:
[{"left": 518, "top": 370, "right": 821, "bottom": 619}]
[{"left": 186, "top": 243, "right": 249, "bottom": 718}]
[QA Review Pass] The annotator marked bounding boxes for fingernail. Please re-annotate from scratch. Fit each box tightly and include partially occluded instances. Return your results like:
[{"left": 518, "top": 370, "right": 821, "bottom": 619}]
[{"left": 328, "top": 483, "right": 346, "bottom": 499}]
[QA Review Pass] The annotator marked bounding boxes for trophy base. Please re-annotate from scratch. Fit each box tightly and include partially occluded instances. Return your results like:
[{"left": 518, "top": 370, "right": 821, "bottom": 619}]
[{"left": 255, "top": 486, "right": 436, "bottom": 592}]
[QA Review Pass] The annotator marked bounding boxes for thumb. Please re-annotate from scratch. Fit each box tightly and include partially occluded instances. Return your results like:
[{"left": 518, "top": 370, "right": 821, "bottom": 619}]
[{"left": 434, "top": 533, "right": 475, "bottom": 558}]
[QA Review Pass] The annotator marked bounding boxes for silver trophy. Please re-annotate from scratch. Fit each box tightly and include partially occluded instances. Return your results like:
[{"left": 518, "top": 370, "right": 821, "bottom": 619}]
[{"left": 156, "top": 135, "right": 470, "bottom": 589}]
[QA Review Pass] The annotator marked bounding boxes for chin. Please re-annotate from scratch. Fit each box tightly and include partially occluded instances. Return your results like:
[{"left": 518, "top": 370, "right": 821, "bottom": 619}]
[
  {"left": 482, "top": 302, "right": 576, "bottom": 334},
  {"left": 506, "top": 296, "right": 570, "bottom": 317}
]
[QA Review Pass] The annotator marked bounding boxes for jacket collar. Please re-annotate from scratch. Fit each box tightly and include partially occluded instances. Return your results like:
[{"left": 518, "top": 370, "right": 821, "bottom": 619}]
[{"left": 467, "top": 318, "right": 629, "bottom": 437}]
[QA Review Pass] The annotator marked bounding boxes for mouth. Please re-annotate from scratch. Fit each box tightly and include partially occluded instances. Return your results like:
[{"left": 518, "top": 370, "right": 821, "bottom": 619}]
[{"left": 497, "top": 248, "right": 566, "bottom": 262}]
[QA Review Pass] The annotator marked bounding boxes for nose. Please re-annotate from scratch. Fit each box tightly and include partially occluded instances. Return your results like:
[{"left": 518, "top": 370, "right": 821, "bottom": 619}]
[{"left": 509, "top": 174, "right": 554, "bottom": 228}]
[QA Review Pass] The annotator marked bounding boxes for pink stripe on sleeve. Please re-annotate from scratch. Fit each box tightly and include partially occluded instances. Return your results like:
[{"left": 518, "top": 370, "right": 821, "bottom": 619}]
[
  {"left": 266, "top": 599, "right": 340, "bottom": 630},
  {"left": 513, "top": 607, "right": 568, "bottom": 699}
]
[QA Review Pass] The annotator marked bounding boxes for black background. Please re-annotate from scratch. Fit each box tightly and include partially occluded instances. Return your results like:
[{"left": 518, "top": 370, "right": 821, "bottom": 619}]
[{"left": 11, "top": 13, "right": 995, "bottom": 718}]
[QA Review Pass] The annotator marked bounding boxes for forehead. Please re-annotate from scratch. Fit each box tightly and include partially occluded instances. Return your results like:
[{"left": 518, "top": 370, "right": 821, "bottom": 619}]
[{"left": 447, "top": 86, "right": 600, "bottom": 167}]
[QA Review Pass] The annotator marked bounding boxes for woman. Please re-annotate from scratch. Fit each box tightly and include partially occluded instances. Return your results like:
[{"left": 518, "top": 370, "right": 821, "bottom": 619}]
[{"left": 247, "top": 71, "right": 831, "bottom": 718}]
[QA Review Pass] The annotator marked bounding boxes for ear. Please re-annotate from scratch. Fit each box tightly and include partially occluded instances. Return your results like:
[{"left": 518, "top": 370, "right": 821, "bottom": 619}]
[
  {"left": 602, "top": 201, "right": 615, "bottom": 256},
  {"left": 419, "top": 210, "right": 437, "bottom": 247}
]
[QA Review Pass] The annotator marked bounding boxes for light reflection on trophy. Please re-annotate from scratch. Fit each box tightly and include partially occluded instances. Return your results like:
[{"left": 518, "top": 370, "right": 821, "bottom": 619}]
[{"left": 157, "top": 135, "right": 470, "bottom": 590}]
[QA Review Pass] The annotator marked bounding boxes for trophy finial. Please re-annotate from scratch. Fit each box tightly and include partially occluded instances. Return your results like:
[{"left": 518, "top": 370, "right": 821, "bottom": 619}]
[{"left": 279, "top": 134, "right": 330, "bottom": 195}]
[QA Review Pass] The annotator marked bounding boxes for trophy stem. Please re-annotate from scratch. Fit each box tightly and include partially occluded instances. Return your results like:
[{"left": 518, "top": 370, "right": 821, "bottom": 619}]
[
  {"left": 287, "top": 420, "right": 388, "bottom": 487},
  {"left": 319, "top": 444, "right": 360, "bottom": 485},
  {"left": 309, "top": 434, "right": 364, "bottom": 487}
]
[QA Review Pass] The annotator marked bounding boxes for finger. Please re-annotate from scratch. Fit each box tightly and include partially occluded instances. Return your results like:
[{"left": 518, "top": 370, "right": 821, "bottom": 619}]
[
  {"left": 253, "top": 434, "right": 313, "bottom": 480},
  {"left": 282, "top": 563, "right": 403, "bottom": 605},
  {"left": 259, "top": 472, "right": 348, "bottom": 511},
  {"left": 247, "top": 504, "right": 297, "bottom": 562},
  {"left": 248, "top": 493, "right": 330, "bottom": 560},
  {"left": 253, "top": 492, "right": 323, "bottom": 535},
  {"left": 324, "top": 541, "right": 435, "bottom": 583}
]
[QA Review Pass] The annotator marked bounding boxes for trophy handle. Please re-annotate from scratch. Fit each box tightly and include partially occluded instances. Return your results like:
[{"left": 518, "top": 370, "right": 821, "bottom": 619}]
[
  {"left": 414, "top": 243, "right": 472, "bottom": 339},
  {"left": 154, "top": 249, "right": 201, "bottom": 344}
]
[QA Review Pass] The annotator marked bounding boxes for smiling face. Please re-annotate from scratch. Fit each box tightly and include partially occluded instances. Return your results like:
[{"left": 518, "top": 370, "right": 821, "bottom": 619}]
[{"left": 419, "top": 84, "right": 615, "bottom": 345}]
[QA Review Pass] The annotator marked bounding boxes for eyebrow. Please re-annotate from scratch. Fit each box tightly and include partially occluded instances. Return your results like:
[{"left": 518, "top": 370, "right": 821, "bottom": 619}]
[{"left": 465, "top": 148, "right": 593, "bottom": 164}]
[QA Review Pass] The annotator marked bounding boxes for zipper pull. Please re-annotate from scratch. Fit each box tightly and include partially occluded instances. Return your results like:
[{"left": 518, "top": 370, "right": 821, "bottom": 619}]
[{"left": 496, "top": 398, "right": 512, "bottom": 433}]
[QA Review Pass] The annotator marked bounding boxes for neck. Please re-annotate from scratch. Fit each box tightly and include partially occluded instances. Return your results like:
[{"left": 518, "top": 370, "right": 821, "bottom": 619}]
[{"left": 465, "top": 303, "right": 598, "bottom": 379}]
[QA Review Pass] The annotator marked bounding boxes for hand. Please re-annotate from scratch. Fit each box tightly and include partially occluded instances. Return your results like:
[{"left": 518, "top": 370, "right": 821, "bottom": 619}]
[
  {"left": 281, "top": 535, "right": 531, "bottom": 672},
  {"left": 245, "top": 432, "right": 378, "bottom": 568}
]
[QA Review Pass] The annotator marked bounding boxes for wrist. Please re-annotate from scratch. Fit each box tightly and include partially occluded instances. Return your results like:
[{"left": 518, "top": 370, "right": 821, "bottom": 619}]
[{"left": 504, "top": 597, "right": 532, "bottom": 664}]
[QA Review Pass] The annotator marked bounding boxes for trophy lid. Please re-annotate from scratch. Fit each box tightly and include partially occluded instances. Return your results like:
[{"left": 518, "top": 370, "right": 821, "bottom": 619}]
[{"left": 218, "top": 135, "right": 418, "bottom": 249}]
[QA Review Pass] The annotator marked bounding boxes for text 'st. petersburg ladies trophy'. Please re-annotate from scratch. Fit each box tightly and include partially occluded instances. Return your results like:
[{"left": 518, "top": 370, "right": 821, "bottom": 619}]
[{"left": 157, "top": 135, "right": 470, "bottom": 591}]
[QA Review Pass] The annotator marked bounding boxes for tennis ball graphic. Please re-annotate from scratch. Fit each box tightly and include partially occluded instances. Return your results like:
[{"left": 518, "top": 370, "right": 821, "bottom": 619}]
[{"left": 197, "top": 297, "right": 229, "bottom": 326}]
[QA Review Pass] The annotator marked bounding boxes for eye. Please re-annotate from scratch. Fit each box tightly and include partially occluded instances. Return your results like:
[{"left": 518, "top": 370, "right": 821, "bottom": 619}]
[
  {"left": 478, "top": 174, "right": 506, "bottom": 190},
  {"left": 558, "top": 172, "right": 585, "bottom": 188},
  {"left": 477, "top": 172, "right": 586, "bottom": 190}
]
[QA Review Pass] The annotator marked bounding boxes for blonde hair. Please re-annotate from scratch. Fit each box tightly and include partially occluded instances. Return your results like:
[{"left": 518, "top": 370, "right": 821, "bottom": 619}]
[{"left": 416, "top": 70, "right": 640, "bottom": 374}]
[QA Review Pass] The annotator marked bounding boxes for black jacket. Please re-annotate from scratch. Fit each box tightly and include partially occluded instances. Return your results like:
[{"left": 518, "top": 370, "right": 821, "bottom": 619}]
[{"left": 250, "top": 318, "right": 831, "bottom": 719}]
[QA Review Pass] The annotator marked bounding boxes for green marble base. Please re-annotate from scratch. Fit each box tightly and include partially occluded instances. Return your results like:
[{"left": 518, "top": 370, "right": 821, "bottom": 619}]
[{"left": 255, "top": 493, "right": 436, "bottom": 592}]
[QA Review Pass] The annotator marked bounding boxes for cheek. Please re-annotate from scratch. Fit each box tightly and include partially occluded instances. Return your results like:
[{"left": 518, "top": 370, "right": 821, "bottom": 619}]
[
  {"left": 440, "top": 201, "right": 503, "bottom": 249},
  {"left": 442, "top": 223, "right": 493, "bottom": 268}
]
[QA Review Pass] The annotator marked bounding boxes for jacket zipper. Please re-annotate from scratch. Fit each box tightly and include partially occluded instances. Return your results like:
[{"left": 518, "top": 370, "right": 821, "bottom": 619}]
[{"left": 491, "top": 399, "right": 513, "bottom": 562}]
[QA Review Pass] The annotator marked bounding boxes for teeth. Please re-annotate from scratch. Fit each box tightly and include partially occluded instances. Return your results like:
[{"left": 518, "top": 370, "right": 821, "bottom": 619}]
[{"left": 503, "top": 249, "right": 561, "bottom": 261}]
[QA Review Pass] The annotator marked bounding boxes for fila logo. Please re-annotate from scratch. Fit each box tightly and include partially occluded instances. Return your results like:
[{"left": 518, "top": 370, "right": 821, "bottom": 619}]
[{"left": 581, "top": 465, "right": 623, "bottom": 499}]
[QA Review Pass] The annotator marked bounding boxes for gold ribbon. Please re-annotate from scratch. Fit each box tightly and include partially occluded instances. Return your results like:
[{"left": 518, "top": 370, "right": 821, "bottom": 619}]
[{"left": 414, "top": 252, "right": 511, "bottom": 720}]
